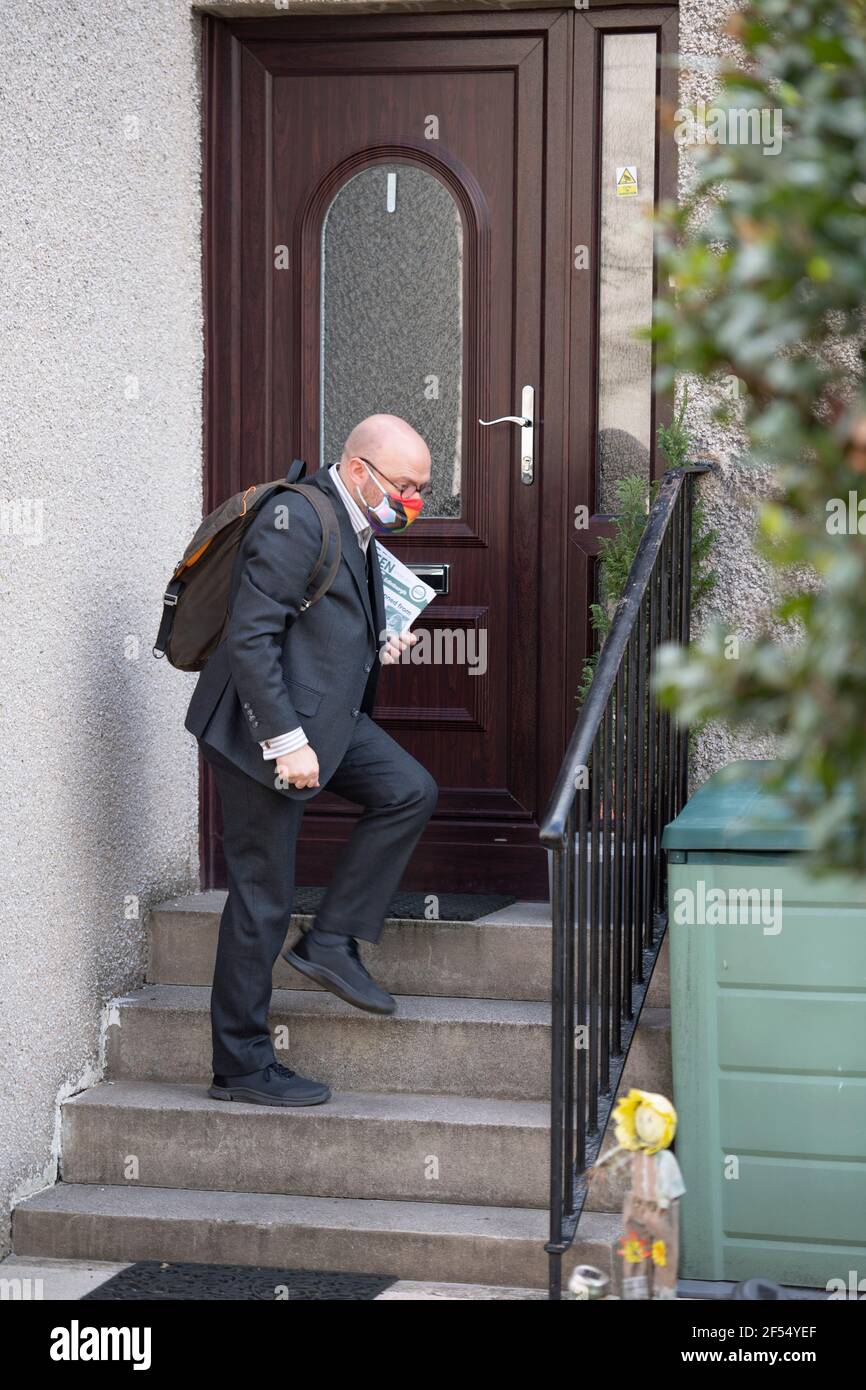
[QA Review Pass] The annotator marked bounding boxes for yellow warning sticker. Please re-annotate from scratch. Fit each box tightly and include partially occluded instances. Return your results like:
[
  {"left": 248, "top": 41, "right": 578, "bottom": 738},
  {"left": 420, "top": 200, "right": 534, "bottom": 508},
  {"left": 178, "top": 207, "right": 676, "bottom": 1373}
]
[{"left": 615, "top": 165, "right": 638, "bottom": 197}]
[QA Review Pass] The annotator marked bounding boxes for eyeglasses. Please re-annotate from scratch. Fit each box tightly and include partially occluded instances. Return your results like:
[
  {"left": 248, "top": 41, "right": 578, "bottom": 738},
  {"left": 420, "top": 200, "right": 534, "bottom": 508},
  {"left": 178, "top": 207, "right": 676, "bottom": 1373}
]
[{"left": 359, "top": 457, "right": 433, "bottom": 502}]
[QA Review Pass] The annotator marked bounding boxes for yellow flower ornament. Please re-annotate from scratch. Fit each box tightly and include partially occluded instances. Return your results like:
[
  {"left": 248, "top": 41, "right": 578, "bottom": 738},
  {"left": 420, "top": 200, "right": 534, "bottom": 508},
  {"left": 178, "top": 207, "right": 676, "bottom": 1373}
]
[{"left": 612, "top": 1089, "right": 677, "bottom": 1155}]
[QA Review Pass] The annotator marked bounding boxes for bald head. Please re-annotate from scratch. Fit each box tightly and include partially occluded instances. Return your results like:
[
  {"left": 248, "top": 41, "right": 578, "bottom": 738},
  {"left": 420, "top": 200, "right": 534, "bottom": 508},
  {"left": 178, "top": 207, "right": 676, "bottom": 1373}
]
[
  {"left": 343, "top": 414, "right": 430, "bottom": 473},
  {"left": 339, "top": 413, "right": 431, "bottom": 508}
]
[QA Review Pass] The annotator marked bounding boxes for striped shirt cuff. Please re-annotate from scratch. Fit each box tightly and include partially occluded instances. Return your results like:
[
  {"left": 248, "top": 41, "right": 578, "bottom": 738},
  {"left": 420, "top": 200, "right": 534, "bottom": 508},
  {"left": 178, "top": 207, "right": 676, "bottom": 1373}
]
[{"left": 260, "top": 727, "right": 308, "bottom": 760}]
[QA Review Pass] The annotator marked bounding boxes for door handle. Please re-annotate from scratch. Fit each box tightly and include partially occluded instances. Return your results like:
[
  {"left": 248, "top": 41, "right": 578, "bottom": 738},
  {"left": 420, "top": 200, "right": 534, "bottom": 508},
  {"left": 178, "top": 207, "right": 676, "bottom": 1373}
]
[{"left": 479, "top": 385, "right": 535, "bottom": 485}]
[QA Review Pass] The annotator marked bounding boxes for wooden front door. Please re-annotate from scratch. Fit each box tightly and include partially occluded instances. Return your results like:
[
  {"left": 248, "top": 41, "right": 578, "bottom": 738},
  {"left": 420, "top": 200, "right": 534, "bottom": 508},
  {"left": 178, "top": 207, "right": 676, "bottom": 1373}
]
[{"left": 202, "top": 10, "right": 576, "bottom": 897}]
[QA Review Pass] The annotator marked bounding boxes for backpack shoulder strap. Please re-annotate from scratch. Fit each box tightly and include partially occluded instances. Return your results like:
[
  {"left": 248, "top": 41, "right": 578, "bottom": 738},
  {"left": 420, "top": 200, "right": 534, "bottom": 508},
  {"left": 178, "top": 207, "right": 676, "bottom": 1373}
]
[
  {"left": 153, "top": 576, "right": 184, "bottom": 659},
  {"left": 283, "top": 483, "right": 342, "bottom": 611}
]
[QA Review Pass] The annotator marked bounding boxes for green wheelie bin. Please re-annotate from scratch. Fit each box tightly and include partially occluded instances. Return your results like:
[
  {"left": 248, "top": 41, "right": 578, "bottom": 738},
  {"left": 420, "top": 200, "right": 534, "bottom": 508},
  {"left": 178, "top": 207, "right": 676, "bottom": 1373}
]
[{"left": 663, "top": 760, "right": 866, "bottom": 1290}]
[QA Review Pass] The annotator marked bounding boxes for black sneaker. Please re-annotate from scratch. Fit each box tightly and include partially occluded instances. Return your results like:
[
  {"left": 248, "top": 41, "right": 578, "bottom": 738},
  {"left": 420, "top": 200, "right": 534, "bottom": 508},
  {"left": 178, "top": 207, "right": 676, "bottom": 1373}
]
[
  {"left": 284, "top": 928, "right": 396, "bottom": 1015},
  {"left": 208, "top": 1060, "right": 331, "bottom": 1106}
]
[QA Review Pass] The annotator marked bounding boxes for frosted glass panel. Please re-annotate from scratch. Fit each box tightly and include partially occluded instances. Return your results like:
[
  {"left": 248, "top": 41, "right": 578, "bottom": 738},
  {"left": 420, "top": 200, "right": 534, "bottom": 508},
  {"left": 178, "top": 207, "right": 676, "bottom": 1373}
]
[
  {"left": 596, "top": 32, "right": 658, "bottom": 513},
  {"left": 321, "top": 164, "right": 463, "bottom": 519}
]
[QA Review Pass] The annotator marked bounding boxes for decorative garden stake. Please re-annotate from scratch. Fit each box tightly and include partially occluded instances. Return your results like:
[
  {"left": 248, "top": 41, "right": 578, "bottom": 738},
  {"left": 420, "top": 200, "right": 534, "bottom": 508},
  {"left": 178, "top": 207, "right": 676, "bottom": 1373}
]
[{"left": 590, "top": 1089, "right": 686, "bottom": 1300}]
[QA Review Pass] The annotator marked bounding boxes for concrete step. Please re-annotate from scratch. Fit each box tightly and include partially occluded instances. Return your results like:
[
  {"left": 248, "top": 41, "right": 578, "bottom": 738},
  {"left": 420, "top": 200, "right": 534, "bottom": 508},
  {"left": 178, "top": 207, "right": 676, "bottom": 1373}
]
[
  {"left": 60, "top": 1081, "right": 551, "bottom": 1208},
  {"left": 148, "top": 893, "right": 671, "bottom": 1010},
  {"left": 0, "top": 1255, "right": 131, "bottom": 1302},
  {"left": 13, "top": 1182, "right": 621, "bottom": 1289},
  {"left": 108, "top": 985, "right": 550, "bottom": 1098},
  {"left": 106, "top": 985, "right": 672, "bottom": 1103},
  {"left": 148, "top": 893, "right": 553, "bottom": 1002}
]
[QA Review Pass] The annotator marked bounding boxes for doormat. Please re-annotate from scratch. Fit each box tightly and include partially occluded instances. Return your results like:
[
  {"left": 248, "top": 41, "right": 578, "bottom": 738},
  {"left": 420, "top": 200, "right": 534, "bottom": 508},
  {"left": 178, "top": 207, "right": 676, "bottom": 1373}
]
[
  {"left": 293, "top": 888, "right": 516, "bottom": 921},
  {"left": 82, "top": 1260, "right": 397, "bottom": 1301}
]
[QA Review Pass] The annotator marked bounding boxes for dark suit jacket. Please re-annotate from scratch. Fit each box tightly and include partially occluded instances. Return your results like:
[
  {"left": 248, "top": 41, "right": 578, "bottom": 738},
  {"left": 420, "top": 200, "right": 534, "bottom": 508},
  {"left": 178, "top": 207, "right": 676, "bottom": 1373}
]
[{"left": 184, "top": 466, "right": 386, "bottom": 801}]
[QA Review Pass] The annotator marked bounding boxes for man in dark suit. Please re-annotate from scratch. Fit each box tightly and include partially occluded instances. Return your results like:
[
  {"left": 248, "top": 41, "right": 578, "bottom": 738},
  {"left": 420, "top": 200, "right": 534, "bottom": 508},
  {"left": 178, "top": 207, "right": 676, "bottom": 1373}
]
[{"left": 185, "top": 415, "right": 438, "bottom": 1107}]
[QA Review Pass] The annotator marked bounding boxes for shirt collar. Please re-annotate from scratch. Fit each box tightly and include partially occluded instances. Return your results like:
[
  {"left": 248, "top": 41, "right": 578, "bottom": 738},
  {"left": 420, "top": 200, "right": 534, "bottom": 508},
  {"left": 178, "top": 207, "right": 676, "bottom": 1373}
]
[{"left": 329, "top": 462, "right": 372, "bottom": 550}]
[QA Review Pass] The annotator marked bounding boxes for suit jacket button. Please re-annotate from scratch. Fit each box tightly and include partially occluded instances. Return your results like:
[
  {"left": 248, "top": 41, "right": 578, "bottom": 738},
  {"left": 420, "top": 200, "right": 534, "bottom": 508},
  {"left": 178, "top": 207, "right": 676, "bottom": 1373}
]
[
  {"left": 364, "top": 662, "right": 372, "bottom": 672},
  {"left": 351, "top": 707, "right": 360, "bottom": 718}
]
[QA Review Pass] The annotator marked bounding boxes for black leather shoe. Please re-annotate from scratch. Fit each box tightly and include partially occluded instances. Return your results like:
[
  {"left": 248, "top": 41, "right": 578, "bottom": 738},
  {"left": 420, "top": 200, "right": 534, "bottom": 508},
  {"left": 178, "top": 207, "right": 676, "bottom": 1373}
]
[
  {"left": 208, "top": 1060, "right": 331, "bottom": 1106},
  {"left": 284, "top": 929, "right": 396, "bottom": 1015}
]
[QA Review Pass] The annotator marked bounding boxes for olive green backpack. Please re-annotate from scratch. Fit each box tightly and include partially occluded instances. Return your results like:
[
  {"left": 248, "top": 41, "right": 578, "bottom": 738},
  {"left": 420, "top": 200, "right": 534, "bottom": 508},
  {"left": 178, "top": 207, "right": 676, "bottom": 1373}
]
[{"left": 153, "top": 459, "right": 341, "bottom": 672}]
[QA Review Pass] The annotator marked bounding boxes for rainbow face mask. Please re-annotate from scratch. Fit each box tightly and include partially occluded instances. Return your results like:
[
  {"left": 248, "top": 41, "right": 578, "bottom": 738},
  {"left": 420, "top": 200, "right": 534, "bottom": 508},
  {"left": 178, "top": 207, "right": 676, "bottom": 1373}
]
[{"left": 355, "top": 461, "right": 424, "bottom": 535}]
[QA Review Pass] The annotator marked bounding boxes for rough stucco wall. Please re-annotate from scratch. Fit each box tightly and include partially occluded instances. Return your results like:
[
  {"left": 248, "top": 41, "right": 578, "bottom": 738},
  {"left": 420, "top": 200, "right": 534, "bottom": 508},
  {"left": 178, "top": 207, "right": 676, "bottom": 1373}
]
[
  {"left": 676, "top": 0, "right": 779, "bottom": 786},
  {"left": 0, "top": 0, "right": 204, "bottom": 1254}
]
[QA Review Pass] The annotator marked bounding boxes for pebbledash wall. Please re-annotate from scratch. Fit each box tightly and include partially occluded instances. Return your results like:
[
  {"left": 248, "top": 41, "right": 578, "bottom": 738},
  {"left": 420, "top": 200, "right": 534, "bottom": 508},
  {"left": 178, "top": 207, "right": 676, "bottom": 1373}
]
[
  {"left": 0, "top": 0, "right": 204, "bottom": 1256},
  {"left": 0, "top": 0, "right": 774, "bottom": 1256}
]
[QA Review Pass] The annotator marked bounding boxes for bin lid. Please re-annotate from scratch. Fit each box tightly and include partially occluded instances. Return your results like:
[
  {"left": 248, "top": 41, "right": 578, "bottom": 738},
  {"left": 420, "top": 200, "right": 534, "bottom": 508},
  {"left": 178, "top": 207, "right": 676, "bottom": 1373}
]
[{"left": 662, "top": 760, "right": 814, "bottom": 853}]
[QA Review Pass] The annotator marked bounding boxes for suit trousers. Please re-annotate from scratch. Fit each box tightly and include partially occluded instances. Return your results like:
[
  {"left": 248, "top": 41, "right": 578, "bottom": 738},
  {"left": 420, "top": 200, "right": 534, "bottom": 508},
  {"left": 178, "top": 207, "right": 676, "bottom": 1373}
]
[{"left": 203, "top": 713, "right": 438, "bottom": 1076}]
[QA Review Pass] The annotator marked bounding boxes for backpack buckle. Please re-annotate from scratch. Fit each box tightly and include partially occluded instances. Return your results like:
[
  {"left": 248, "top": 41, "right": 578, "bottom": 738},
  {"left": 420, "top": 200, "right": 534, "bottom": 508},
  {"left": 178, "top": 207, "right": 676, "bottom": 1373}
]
[{"left": 163, "top": 590, "right": 180, "bottom": 606}]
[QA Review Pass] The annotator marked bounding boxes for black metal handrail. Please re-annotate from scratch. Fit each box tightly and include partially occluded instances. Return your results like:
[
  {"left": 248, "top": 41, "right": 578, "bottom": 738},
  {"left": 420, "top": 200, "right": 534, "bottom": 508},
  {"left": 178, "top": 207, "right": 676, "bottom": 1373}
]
[{"left": 539, "top": 463, "right": 710, "bottom": 1301}]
